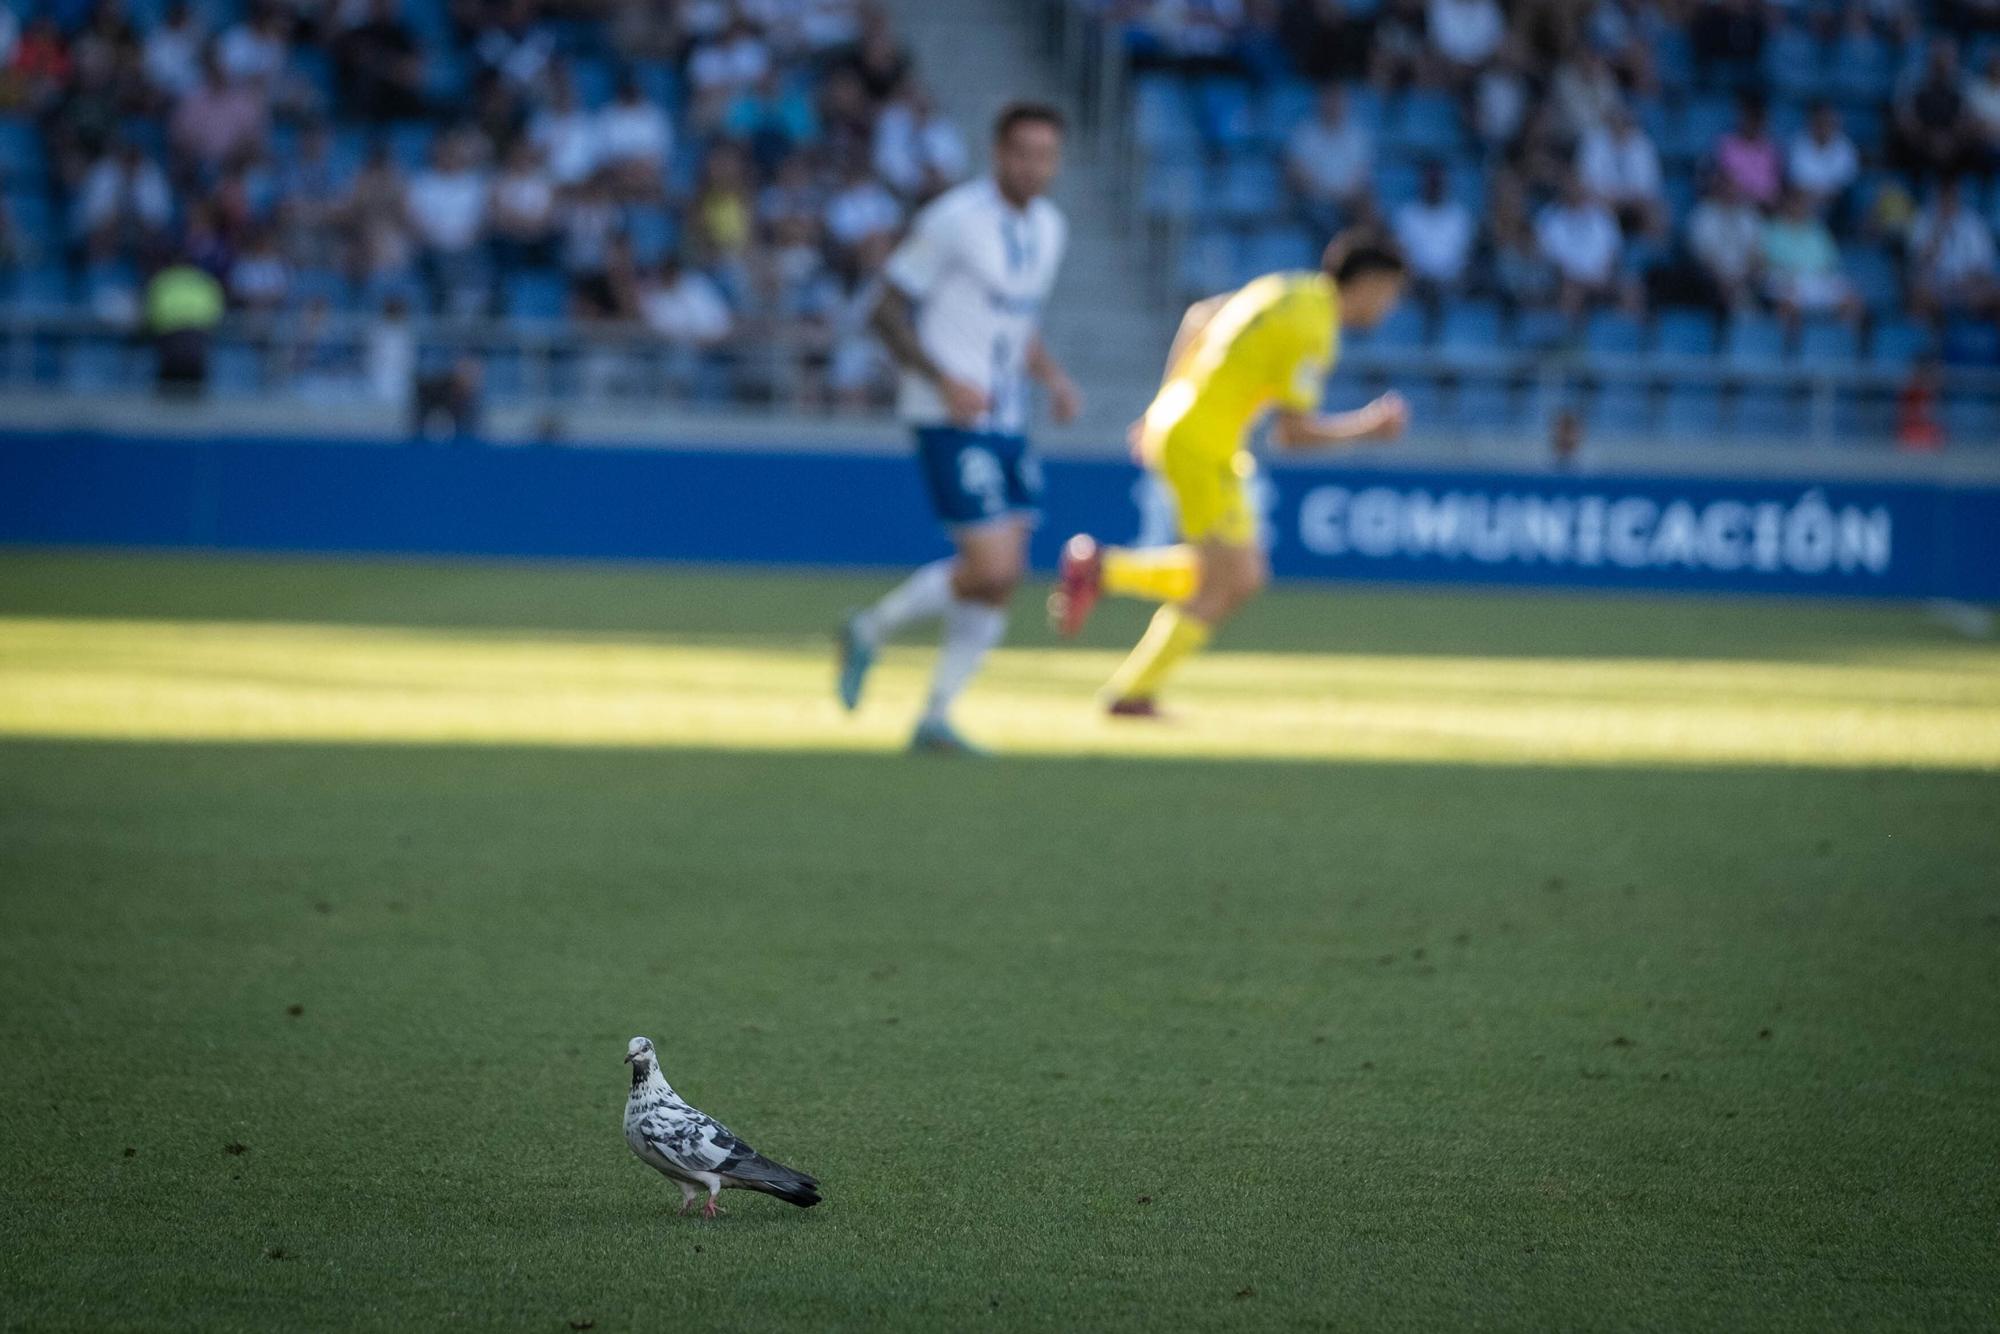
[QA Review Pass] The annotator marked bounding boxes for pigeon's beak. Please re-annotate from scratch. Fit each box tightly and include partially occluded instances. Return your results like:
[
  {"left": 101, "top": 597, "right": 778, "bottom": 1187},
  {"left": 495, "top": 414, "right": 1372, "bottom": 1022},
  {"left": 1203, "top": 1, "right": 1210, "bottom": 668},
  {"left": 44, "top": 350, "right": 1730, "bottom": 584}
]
[{"left": 623, "top": 1052, "right": 635, "bottom": 1064}]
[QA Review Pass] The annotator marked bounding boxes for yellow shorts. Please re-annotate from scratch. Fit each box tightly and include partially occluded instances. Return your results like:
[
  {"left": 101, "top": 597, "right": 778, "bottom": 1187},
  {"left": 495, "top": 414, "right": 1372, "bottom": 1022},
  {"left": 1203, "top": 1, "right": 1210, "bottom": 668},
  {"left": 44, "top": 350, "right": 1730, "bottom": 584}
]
[{"left": 1157, "top": 429, "right": 1259, "bottom": 546}]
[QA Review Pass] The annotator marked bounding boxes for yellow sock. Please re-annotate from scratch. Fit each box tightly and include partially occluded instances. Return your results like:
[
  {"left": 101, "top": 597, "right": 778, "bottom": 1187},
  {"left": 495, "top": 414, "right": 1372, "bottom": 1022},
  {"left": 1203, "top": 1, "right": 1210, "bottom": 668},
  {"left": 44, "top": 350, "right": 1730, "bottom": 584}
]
[
  {"left": 1105, "top": 604, "right": 1212, "bottom": 703},
  {"left": 1100, "top": 544, "right": 1200, "bottom": 603}
]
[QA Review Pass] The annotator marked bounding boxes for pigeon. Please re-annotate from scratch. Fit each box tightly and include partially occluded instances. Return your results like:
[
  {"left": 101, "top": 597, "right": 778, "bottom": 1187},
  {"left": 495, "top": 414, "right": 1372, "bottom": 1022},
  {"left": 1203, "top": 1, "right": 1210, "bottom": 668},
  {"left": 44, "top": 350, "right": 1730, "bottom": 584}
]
[{"left": 622, "top": 1036, "right": 821, "bottom": 1217}]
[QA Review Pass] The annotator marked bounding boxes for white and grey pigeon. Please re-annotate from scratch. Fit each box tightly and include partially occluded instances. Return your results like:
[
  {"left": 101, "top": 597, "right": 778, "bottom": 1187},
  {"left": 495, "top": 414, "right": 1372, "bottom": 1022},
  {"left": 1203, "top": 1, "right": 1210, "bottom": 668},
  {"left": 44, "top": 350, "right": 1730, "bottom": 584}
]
[{"left": 622, "top": 1036, "right": 821, "bottom": 1217}]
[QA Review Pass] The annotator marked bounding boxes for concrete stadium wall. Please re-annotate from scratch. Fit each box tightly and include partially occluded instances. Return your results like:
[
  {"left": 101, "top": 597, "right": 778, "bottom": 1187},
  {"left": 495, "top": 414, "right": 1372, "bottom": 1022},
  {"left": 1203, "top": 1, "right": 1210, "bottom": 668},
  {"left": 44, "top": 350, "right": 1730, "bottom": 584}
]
[{"left": 2, "top": 430, "right": 1994, "bottom": 602}]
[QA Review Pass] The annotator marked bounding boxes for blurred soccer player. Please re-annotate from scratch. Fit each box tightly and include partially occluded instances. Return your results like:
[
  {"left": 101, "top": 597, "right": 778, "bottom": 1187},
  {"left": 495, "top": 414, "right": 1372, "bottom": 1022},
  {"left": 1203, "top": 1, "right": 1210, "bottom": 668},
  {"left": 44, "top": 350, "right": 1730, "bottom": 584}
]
[
  {"left": 1050, "top": 233, "right": 1410, "bottom": 716},
  {"left": 836, "top": 102, "right": 1081, "bottom": 754}
]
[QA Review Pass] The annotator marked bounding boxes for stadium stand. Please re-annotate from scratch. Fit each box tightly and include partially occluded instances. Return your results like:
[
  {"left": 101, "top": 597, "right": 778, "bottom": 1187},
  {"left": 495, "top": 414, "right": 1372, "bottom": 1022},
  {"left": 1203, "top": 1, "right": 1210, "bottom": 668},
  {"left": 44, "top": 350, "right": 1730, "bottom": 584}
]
[
  {"left": 1062, "top": 0, "right": 2000, "bottom": 447},
  {"left": 0, "top": 0, "right": 949, "bottom": 410}
]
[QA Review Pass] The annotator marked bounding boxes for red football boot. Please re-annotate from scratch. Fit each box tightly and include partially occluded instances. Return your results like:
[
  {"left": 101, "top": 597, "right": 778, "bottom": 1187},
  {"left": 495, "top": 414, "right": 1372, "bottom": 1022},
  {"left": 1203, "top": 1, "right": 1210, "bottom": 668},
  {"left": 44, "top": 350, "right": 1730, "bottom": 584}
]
[{"left": 1049, "top": 534, "right": 1104, "bottom": 638}]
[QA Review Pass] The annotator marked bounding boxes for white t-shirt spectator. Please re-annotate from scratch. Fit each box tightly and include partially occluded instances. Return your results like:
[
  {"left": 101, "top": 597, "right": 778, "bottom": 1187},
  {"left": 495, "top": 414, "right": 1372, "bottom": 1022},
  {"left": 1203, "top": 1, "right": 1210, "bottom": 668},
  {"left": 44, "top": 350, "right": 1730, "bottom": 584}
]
[
  {"left": 1286, "top": 115, "right": 1373, "bottom": 202},
  {"left": 1787, "top": 129, "right": 1859, "bottom": 201},
  {"left": 74, "top": 155, "right": 173, "bottom": 234},
  {"left": 407, "top": 166, "right": 489, "bottom": 253},
  {"left": 1689, "top": 198, "right": 1764, "bottom": 282},
  {"left": 492, "top": 166, "right": 556, "bottom": 235},
  {"left": 874, "top": 104, "right": 969, "bottom": 197},
  {"left": 229, "top": 248, "right": 290, "bottom": 306},
  {"left": 1577, "top": 126, "right": 1662, "bottom": 205},
  {"left": 1909, "top": 202, "right": 1997, "bottom": 289},
  {"left": 1428, "top": 0, "right": 1504, "bottom": 67},
  {"left": 640, "top": 269, "right": 734, "bottom": 343},
  {"left": 689, "top": 32, "right": 771, "bottom": 95},
  {"left": 595, "top": 98, "right": 672, "bottom": 166},
  {"left": 1394, "top": 197, "right": 1474, "bottom": 283},
  {"left": 143, "top": 17, "right": 205, "bottom": 97},
  {"left": 1536, "top": 199, "right": 1621, "bottom": 284},
  {"left": 530, "top": 105, "right": 601, "bottom": 186},
  {"left": 217, "top": 20, "right": 285, "bottom": 85},
  {"left": 824, "top": 177, "right": 904, "bottom": 249}
]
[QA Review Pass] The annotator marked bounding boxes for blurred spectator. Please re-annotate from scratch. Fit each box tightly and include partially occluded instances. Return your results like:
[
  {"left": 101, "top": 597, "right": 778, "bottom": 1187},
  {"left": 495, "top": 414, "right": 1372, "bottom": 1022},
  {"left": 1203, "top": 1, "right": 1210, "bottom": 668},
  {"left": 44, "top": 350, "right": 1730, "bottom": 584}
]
[
  {"left": 1369, "top": 0, "right": 1428, "bottom": 91},
  {"left": 141, "top": 2, "right": 204, "bottom": 102},
  {"left": 335, "top": 0, "right": 425, "bottom": 122},
  {"left": 7, "top": 18, "right": 74, "bottom": 113},
  {"left": 1393, "top": 162, "right": 1475, "bottom": 306},
  {"left": 816, "top": 66, "right": 875, "bottom": 163},
  {"left": 489, "top": 140, "right": 559, "bottom": 270},
  {"left": 1895, "top": 40, "right": 1977, "bottom": 181},
  {"left": 1488, "top": 169, "right": 1555, "bottom": 308},
  {"left": 412, "top": 355, "right": 483, "bottom": 442},
  {"left": 820, "top": 232, "right": 894, "bottom": 410},
  {"left": 365, "top": 293, "right": 416, "bottom": 404},
  {"left": 530, "top": 71, "right": 601, "bottom": 188},
  {"left": 1280, "top": 0, "right": 1372, "bottom": 84},
  {"left": 1427, "top": 0, "right": 1505, "bottom": 85},
  {"left": 824, "top": 156, "right": 903, "bottom": 254},
  {"left": 1787, "top": 103, "right": 1860, "bottom": 217},
  {"left": 1687, "top": 174, "right": 1764, "bottom": 310},
  {"left": 691, "top": 141, "right": 755, "bottom": 277},
  {"left": 278, "top": 125, "right": 348, "bottom": 255},
  {"left": 759, "top": 152, "right": 824, "bottom": 234},
  {"left": 639, "top": 254, "right": 733, "bottom": 346},
  {"left": 1536, "top": 175, "right": 1629, "bottom": 319},
  {"left": 1474, "top": 41, "right": 1530, "bottom": 151},
  {"left": 594, "top": 76, "right": 672, "bottom": 200},
  {"left": 1762, "top": 191, "right": 1861, "bottom": 328},
  {"left": 873, "top": 84, "right": 966, "bottom": 202},
  {"left": 471, "top": 0, "right": 553, "bottom": 96},
  {"left": 228, "top": 225, "right": 292, "bottom": 312},
  {"left": 146, "top": 253, "right": 225, "bottom": 396},
  {"left": 170, "top": 52, "right": 270, "bottom": 176},
  {"left": 1552, "top": 49, "right": 1624, "bottom": 142},
  {"left": 1690, "top": 0, "right": 1766, "bottom": 91},
  {"left": 406, "top": 134, "right": 490, "bottom": 315},
  {"left": 1895, "top": 360, "right": 1947, "bottom": 450},
  {"left": 1960, "top": 49, "right": 2000, "bottom": 167},
  {"left": 1587, "top": 0, "right": 1662, "bottom": 93},
  {"left": 689, "top": 16, "right": 773, "bottom": 119},
  {"left": 1715, "top": 95, "right": 1782, "bottom": 209},
  {"left": 1549, "top": 407, "right": 1583, "bottom": 470},
  {"left": 218, "top": 3, "right": 289, "bottom": 88},
  {"left": 1285, "top": 84, "right": 1373, "bottom": 234},
  {"left": 1577, "top": 106, "right": 1665, "bottom": 236},
  {"left": 339, "top": 145, "right": 414, "bottom": 290},
  {"left": 1906, "top": 176, "right": 1998, "bottom": 317},
  {"left": 74, "top": 140, "right": 172, "bottom": 252},
  {"left": 728, "top": 69, "right": 820, "bottom": 175},
  {"left": 838, "top": 9, "right": 913, "bottom": 100},
  {"left": 559, "top": 173, "right": 623, "bottom": 311}
]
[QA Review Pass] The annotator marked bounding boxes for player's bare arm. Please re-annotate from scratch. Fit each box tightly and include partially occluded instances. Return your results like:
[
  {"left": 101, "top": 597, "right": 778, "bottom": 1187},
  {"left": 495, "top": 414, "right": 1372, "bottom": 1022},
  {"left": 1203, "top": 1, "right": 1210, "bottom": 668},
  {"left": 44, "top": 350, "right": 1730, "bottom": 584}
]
[
  {"left": 1271, "top": 391, "right": 1410, "bottom": 452},
  {"left": 1025, "top": 336, "right": 1082, "bottom": 425},
  {"left": 869, "top": 285, "right": 988, "bottom": 426},
  {"left": 1163, "top": 294, "right": 1229, "bottom": 383}
]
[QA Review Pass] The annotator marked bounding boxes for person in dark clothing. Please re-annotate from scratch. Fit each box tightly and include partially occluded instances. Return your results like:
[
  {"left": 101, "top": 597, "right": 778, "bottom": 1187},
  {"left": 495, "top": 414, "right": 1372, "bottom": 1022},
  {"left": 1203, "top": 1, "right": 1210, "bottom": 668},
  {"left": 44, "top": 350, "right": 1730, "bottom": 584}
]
[{"left": 336, "top": 0, "right": 426, "bottom": 121}]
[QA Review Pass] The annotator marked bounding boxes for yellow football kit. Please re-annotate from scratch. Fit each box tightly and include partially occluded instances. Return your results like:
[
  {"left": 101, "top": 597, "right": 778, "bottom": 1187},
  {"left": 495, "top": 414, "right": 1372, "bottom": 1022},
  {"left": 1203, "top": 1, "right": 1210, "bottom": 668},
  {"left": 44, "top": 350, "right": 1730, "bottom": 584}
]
[{"left": 1137, "top": 271, "right": 1340, "bottom": 546}]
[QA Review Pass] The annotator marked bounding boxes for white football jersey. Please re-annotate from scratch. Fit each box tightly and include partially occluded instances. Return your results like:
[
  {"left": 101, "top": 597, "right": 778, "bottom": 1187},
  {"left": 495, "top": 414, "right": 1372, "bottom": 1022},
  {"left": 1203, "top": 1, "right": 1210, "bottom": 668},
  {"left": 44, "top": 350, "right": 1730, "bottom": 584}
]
[{"left": 882, "top": 177, "right": 1067, "bottom": 435}]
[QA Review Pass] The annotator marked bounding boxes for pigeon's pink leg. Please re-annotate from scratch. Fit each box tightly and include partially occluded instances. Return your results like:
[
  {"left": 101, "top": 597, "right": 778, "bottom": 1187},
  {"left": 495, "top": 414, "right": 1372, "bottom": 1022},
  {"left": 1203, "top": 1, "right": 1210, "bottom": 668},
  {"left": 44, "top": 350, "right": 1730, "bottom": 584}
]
[
  {"left": 701, "top": 1195, "right": 721, "bottom": 1220},
  {"left": 675, "top": 1181, "right": 699, "bottom": 1216}
]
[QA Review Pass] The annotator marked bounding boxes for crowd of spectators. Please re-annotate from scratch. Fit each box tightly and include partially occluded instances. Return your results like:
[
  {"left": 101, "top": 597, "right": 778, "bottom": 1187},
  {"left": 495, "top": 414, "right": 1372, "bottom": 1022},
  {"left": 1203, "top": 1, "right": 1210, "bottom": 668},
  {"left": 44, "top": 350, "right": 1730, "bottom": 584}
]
[
  {"left": 0, "top": 0, "right": 968, "bottom": 406},
  {"left": 1114, "top": 0, "right": 2000, "bottom": 356}
]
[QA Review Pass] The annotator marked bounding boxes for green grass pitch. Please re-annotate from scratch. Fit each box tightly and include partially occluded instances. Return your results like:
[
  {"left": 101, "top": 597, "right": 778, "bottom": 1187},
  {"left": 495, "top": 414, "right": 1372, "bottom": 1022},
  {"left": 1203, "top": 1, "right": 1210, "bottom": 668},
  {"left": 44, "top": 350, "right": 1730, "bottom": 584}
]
[{"left": 2, "top": 551, "right": 1997, "bottom": 1332}]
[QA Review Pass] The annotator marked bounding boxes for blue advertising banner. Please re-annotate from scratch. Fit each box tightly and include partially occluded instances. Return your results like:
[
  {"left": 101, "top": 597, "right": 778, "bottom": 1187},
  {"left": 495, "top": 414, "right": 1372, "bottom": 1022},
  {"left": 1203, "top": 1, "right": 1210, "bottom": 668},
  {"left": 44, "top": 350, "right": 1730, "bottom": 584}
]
[{"left": 1, "top": 430, "right": 1994, "bottom": 602}]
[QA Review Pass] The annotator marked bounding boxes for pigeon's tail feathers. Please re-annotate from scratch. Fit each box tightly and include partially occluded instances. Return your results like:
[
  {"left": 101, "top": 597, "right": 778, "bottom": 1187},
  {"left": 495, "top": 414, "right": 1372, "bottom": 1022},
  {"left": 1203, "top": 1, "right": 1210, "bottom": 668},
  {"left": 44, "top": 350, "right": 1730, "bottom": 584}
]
[{"left": 725, "top": 1152, "right": 821, "bottom": 1208}]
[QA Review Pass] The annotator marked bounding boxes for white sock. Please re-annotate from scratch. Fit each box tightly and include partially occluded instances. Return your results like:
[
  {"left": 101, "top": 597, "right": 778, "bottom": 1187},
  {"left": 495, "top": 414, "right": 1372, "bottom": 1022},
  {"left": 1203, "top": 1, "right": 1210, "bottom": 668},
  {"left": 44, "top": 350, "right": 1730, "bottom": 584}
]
[
  {"left": 855, "top": 558, "right": 956, "bottom": 646},
  {"left": 924, "top": 600, "right": 1007, "bottom": 723}
]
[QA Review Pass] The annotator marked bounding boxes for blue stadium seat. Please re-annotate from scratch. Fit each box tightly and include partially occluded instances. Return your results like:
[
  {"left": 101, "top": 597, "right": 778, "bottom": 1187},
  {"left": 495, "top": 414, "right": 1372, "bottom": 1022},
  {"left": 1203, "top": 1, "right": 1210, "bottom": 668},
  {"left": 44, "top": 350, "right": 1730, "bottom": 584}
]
[
  {"left": 0, "top": 118, "right": 45, "bottom": 175},
  {"left": 1240, "top": 224, "right": 1315, "bottom": 276},
  {"left": 1845, "top": 245, "right": 1901, "bottom": 311},
  {"left": 1133, "top": 77, "right": 1200, "bottom": 159},
  {"left": 1588, "top": 383, "right": 1654, "bottom": 435},
  {"left": 1672, "top": 94, "right": 1736, "bottom": 162},
  {"left": 569, "top": 54, "right": 617, "bottom": 108},
  {"left": 1254, "top": 79, "right": 1318, "bottom": 146},
  {"left": 5, "top": 265, "right": 72, "bottom": 314},
  {"left": 1764, "top": 25, "right": 1826, "bottom": 99},
  {"left": 1796, "top": 319, "right": 1860, "bottom": 370},
  {"left": 292, "top": 47, "right": 336, "bottom": 106},
  {"left": 1215, "top": 155, "right": 1283, "bottom": 223},
  {"left": 425, "top": 50, "right": 470, "bottom": 102},
  {"left": 1943, "top": 395, "right": 1999, "bottom": 441},
  {"left": 1446, "top": 160, "right": 1487, "bottom": 214},
  {"left": 6, "top": 189, "right": 55, "bottom": 244},
  {"left": 625, "top": 206, "right": 680, "bottom": 265},
  {"left": 1447, "top": 380, "right": 1521, "bottom": 433},
  {"left": 1140, "top": 155, "right": 1208, "bottom": 223},
  {"left": 1583, "top": 311, "right": 1647, "bottom": 361},
  {"left": 1661, "top": 384, "right": 1725, "bottom": 438},
  {"left": 1515, "top": 307, "right": 1571, "bottom": 351},
  {"left": 64, "top": 342, "right": 132, "bottom": 392},
  {"left": 1374, "top": 159, "right": 1422, "bottom": 211},
  {"left": 1194, "top": 77, "right": 1256, "bottom": 150},
  {"left": 1943, "top": 316, "right": 2000, "bottom": 367},
  {"left": 1868, "top": 318, "right": 1931, "bottom": 370},
  {"left": 1357, "top": 299, "right": 1428, "bottom": 351},
  {"left": 386, "top": 121, "right": 436, "bottom": 172},
  {"left": 1654, "top": 30, "right": 1695, "bottom": 87},
  {"left": 1439, "top": 300, "right": 1503, "bottom": 354},
  {"left": 1829, "top": 33, "right": 1895, "bottom": 104},
  {"left": 1391, "top": 91, "right": 1461, "bottom": 157},
  {"left": 1176, "top": 230, "right": 1236, "bottom": 298},
  {"left": 504, "top": 269, "right": 569, "bottom": 322},
  {"left": 1734, "top": 387, "right": 1799, "bottom": 438},
  {"left": 633, "top": 61, "right": 682, "bottom": 113},
  {"left": 210, "top": 344, "right": 267, "bottom": 396},
  {"left": 1723, "top": 311, "right": 1788, "bottom": 367},
  {"left": 1842, "top": 104, "right": 1886, "bottom": 155},
  {"left": 1345, "top": 86, "right": 1386, "bottom": 132},
  {"left": 1655, "top": 309, "right": 1719, "bottom": 357}
]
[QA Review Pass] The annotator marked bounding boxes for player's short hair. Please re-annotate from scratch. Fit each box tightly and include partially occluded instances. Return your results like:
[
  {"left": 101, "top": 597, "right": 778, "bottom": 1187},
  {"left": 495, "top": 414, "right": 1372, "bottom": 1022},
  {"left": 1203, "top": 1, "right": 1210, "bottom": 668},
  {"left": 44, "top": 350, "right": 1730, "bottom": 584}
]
[
  {"left": 1323, "top": 230, "right": 1408, "bottom": 285},
  {"left": 993, "top": 100, "right": 1067, "bottom": 143}
]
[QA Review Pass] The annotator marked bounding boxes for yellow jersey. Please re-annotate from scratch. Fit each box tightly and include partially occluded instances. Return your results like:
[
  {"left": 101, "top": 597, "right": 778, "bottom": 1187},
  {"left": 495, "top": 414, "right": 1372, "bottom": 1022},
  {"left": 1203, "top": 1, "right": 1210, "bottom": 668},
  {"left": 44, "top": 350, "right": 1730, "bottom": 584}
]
[{"left": 1141, "top": 271, "right": 1340, "bottom": 463}]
